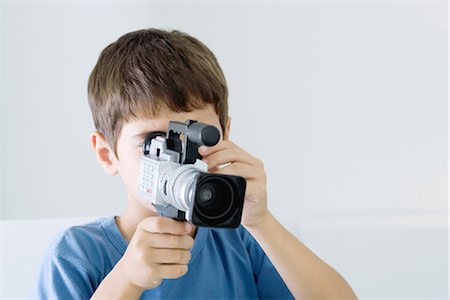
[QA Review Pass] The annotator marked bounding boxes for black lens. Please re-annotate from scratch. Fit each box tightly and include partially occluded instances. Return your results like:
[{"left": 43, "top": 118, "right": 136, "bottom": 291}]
[
  {"left": 192, "top": 173, "right": 246, "bottom": 228},
  {"left": 195, "top": 177, "right": 234, "bottom": 220},
  {"left": 198, "top": 184, "right": 214, "bottom": 203}
]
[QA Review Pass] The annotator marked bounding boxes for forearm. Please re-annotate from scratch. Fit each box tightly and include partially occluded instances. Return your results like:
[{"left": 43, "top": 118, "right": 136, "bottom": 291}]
[
  {"left": 245, "top": 211, "right": 357, "bottom": 300},
  {"left": 90, "top": 260, "right": 144, "bottom": 300}
]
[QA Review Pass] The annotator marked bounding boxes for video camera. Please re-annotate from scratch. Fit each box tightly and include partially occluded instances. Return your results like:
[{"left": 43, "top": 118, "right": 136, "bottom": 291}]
[{"left": 138, "top": 120, "right": 246, "bottom": 228}]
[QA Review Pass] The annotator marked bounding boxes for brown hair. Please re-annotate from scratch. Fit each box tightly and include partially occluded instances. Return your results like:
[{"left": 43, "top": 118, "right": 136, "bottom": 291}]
[{"left": 87, "top": 28, "right": 228, "bottom": 156}]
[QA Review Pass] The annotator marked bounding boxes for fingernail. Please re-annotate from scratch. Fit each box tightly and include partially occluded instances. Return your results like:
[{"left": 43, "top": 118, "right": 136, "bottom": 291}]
[
  {"left": 199, "top": 146, "right": 208, "bottom": 153},
  {"left": 185, "top": 222, "right": 192, "bottom": 231}
]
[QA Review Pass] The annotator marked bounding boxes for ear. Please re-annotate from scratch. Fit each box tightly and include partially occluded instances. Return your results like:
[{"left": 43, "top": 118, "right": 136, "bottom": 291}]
[
  {"left": 223, "top": 116, "right": 231, "bottom": 141},
  {"left": 91, "top": 131, "right": 118, "bottom": 176}
]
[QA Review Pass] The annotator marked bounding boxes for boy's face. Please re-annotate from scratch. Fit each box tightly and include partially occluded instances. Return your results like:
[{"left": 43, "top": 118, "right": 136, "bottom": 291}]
[{"left": 92, "top": 103, "right": 229, "bottom": 214}]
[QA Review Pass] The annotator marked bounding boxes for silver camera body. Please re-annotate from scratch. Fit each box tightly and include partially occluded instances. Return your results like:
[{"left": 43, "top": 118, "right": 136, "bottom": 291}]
[
  {"left": 137, "top": 120, "right": 246, "bottom": 227},
  {"left": 138, "top": 135, "right": 208, "bottom": 222}
]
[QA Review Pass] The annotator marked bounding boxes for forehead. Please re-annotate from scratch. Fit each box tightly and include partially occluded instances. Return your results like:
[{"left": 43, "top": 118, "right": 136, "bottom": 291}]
[{"left": 121, "top": 104, "right": 221, "bottom": 138}]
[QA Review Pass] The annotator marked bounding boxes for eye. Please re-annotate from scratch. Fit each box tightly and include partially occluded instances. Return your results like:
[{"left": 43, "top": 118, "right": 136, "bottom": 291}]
[{"left": 137, "top": 131, "right": 166, "bottom": 151}]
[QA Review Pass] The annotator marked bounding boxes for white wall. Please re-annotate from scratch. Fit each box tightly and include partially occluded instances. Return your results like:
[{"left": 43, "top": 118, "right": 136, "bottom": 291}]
[{"left": 1, "top": 2, "right": 448, "bottom": 299}]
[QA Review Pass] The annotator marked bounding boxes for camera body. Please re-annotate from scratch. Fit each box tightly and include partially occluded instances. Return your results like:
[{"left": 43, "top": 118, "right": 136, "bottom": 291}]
[{"left": 138, "top": 120, "right": 246, "bottom": 228}]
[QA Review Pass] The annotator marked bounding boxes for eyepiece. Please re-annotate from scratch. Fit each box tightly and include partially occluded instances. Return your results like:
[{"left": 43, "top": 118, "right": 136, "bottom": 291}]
[{"left": 187, "top": 122, "right": 220, "bottom": 146}]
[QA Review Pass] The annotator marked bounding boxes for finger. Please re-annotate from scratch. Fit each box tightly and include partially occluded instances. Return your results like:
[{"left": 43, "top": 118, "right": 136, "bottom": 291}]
[
  {"left": 242, "top": 178, "right": 267, "bottom": 199},
  {"left": 213, "top": 162, "right": 264, "bottom": 180},
  {"left": 198, "top": 140, "right": 235, "bottom": 156},
  {"left": 138, "top": 216, "right": 193, "bottom": 235},
  {"left": 203, "top": 148, "right": 261, "bottom": 171},
  {"left": 199, "top": 140, "right": 264, "bottom": 169},
  {"left": 154, "top": 264, "right": 189, "bottom": 279},
  {"left": 149, "top": 249, "right": 191, "bottom": 264},
  {"left": 139, "top": 232, "right": 194, "bottom": 250}
]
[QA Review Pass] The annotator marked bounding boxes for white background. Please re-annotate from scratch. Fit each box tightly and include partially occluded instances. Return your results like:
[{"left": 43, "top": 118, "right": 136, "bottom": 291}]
[{"left": 1, "top": 1, "right": 448, "bottom": 299}]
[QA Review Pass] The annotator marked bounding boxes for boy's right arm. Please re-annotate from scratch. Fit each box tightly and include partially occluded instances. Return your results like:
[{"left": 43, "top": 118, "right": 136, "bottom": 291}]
[{"left": 91, "top": 216, "right": 194, "bottom": 300}]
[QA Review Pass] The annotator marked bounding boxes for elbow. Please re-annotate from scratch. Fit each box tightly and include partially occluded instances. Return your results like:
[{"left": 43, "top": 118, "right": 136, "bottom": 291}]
[{"left": 299, "top": 276, "right": 358, "bottom": 300}]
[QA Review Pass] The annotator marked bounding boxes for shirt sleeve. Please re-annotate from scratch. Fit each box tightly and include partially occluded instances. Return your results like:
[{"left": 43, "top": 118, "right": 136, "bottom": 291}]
[
  {"left": 241, "top": 226, "right": 294, "bottom": 300},
  {"left": 33, "top": 254, "right": 96, "bottom": 300}
]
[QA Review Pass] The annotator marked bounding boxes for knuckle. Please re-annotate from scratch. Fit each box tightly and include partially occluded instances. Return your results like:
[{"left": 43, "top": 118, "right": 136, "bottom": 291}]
[
  {"left": 207, "top": 157, "right": 216, "bottom": 167},
  {"left": 178, "top": 250, "right": 191, "bottom": 264},
  {"left": 136, "top": 218, "right": 146, "bottom": 230},
  {"left": 259, "top": 169, "right": 267, "bottom": 180},
  {"left": 138, "top": 217, "right": 152, "bottom": 231},
  {"left": 256, "top": 158, "right": 264, "bottom": 169},
  {"left": 169, "top": 234, "right": 179, "bottom": 247},
  {"left": 153, "top": 218, "right": 165, "bottom": 232},
  {"left": 185, "top": 236, "right": 194, "bottom": 249},
  {"left": 176, "top": 265, "right": 188, "bottom": 277},
  {"left": 184, "top": 251, "right": 192, "bottom": 263},
  {"left": 136, "top": 222, "right": 143, "bottom": 231},
  {"left": 175, "top": 250, "right": 184, "bottom": 263},
  {"left": 152, "top": 279, "right": 162, "bottom": 288}
]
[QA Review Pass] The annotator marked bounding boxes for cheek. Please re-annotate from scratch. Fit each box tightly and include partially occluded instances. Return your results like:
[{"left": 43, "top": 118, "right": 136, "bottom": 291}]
[
  {"left": 117, "top": 148, "right": 142, "bottom": 192},
  {"left": 118, "top": 148, "right": 157, "bottom": 211}
]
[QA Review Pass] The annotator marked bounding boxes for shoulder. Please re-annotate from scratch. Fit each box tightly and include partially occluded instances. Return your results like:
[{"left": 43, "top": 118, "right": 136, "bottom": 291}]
[
  {"left": 44, "top": 216, "right": 120, "bottom": 272},
  {"left": 34, "top": 217, "right": 119, "bottom": 298},
  {"left": 47, "top": 217, "right": 107, "bottom": 255}
]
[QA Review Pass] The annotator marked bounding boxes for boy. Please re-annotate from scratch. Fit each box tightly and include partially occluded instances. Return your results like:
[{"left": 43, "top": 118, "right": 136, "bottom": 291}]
[{"left": 35, "top": 29, "right": 357, "bottom": 299}]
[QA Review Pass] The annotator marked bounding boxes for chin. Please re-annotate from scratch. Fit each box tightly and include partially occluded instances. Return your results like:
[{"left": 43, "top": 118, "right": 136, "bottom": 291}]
[{"left": 136, "top": 197, "right": 158, "bottom": 214}]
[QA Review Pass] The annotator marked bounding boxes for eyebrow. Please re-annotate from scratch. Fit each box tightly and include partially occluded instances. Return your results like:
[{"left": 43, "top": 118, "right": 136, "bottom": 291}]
[{"left": 132, "top": 131, "right": 166, "bottom": 140}]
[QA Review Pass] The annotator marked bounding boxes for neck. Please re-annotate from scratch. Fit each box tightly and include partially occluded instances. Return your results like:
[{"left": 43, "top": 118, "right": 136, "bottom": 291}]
[{"left": 115, "top": 193, "right": 158, "bottom": 242}]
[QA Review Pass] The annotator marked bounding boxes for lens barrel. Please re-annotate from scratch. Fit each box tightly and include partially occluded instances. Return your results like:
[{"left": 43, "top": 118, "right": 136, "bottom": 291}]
[
  {"left": 192, "top": 173, "right": 246, "bottom": 228},
  {"left": 162, "top": 166, "right": 246, "bottom": 227}
]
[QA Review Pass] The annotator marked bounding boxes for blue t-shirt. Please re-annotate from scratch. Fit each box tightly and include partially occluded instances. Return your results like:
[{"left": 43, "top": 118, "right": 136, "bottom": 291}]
[{"left": 34, "top": 216, "right": 293, "bottom": 299}]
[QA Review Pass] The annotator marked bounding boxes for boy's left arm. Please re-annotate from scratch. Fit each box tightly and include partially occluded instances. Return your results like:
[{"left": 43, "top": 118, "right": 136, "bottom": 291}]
[{"left": 199, "top": 141, "right": 358, "bottom": 300}]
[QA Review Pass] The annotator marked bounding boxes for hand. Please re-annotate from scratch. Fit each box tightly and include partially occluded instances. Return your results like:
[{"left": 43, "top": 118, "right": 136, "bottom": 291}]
[
  {"left": 117, "top": 216, "right": 194, "bottom": 291},
  {"left": 199, "top": 141, "right": 269, "bottom": 229}
]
